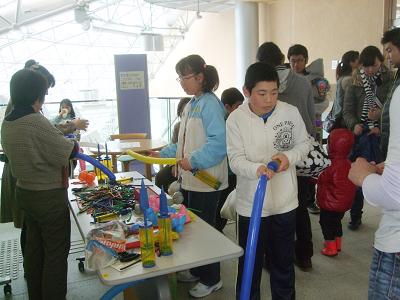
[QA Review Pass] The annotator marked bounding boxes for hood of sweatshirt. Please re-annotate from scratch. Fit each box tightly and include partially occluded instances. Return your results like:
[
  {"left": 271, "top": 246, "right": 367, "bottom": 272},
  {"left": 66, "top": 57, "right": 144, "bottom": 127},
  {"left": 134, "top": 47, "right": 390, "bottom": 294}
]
[
  {"left": 328, "top": 128, "right": 354, "bottom": 159},
  {"left": 276, "top": 65, "right": 291, "bottom": 93},
  {"left": 305, "top": 58, "right": 324, "bottom": 77}
]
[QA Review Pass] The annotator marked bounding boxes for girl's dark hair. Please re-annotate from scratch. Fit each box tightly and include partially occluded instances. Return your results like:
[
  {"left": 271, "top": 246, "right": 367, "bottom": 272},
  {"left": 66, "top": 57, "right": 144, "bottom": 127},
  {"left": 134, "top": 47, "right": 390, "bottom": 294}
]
[
  {"left": 256, "top": 42, "right": 284, "bottom": 67},
  {"left": 59, "top": 98, "right": 76, "bottom": 119},
  {"left": 175, "top": 54, "right": 219, "bottom": 92},
  {"left": 24, "top": 59, "right": 56, "bottom": 88},
  {"left": 336, "top": 50, "right": 359, "bottom": 79},
  {"left": 177, "top": 97, "right": 190, "bottom": 118},
  {"left": 10, "top": 69, "right": 48, "bottom": 107},
  {"left": 359, "top": 46, "right": 384, "bottom": 67},
  {"left": 244, "top": 62, "right": 280, "bottom": 93}
]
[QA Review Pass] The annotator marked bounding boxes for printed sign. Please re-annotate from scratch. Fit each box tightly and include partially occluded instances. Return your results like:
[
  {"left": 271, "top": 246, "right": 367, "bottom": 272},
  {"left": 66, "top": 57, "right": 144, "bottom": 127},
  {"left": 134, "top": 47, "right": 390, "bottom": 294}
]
[{"left": 119, "top": 71, "right": 145, "bottom": 90}]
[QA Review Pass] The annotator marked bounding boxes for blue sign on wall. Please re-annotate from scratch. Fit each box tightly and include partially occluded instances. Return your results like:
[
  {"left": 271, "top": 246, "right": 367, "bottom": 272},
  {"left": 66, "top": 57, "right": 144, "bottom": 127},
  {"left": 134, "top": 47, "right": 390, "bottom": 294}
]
[{"left": 114, "top": 54, "right": 151, "bottom": 137}]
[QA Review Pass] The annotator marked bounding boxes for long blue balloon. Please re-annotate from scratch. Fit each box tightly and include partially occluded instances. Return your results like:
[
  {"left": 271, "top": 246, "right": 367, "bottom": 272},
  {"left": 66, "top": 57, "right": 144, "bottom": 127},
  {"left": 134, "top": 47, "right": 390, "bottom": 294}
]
[
  {"left": 75, "top": 152, "right": 116, "bottom": 184},
  {"left": 240, "top": 161, "right": 279, "bottom": 300}
]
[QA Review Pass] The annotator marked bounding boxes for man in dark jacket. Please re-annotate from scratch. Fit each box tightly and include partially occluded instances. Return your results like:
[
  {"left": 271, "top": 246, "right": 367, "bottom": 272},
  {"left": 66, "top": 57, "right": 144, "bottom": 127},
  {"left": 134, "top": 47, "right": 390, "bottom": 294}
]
[{"left": 287, "top": 44, "right": 330, "bottom": 215}]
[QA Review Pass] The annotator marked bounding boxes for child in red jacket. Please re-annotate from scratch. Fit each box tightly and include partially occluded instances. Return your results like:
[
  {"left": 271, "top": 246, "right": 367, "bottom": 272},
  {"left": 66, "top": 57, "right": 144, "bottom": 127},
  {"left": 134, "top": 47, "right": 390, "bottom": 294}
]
[{"left": 317, "top": 128, "right": 356, "bottom": 256}]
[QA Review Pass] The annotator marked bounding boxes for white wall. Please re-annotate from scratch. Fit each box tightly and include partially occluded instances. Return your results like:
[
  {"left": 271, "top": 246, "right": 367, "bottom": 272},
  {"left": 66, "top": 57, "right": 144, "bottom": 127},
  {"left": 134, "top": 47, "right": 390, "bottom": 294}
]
[{"left": 150, "top": 9, "right": 236, "bottom": 98}]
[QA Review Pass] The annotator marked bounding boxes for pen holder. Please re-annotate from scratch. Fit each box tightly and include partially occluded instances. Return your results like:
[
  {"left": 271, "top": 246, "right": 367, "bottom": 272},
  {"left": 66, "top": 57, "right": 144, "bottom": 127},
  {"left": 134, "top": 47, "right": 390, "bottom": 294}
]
[
  {"left": 102, "top": 158, "right": 113, "bottom": 171},
  {"left": 95, "top": 158, "right": 112, "bottom": 183},
  {"left": 138, "top": 221, "right": 156, "bottom": 268},
  {"left": 158, "top": 216, "right": 173, "bottom": 256}
]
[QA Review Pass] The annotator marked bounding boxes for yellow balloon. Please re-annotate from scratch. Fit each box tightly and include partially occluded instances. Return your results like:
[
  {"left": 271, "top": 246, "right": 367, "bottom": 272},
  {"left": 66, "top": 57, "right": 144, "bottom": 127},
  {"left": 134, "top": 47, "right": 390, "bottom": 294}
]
[{"left": 125, "top": 150, "right": 177, "bottom": 165}]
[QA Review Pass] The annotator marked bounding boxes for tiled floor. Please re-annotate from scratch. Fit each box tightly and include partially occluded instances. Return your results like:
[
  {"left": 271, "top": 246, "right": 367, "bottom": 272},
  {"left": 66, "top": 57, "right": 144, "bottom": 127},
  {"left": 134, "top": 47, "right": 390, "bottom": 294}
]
[{"left": 0, "top": 203, "right": 380, "bottom": 300}]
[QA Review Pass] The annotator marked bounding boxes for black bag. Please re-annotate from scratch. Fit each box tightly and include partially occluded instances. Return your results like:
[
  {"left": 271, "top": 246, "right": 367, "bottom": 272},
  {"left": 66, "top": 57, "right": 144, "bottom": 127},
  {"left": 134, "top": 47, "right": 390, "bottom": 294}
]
[
  {"left": 348, "top": 129, "right": 383, "bottom": 163},
  {"left": 323, "top": 107, "right": 343, "bottom": 133},
  {"left": 296, "top": 136, "right": 331, "bottom": 178}
]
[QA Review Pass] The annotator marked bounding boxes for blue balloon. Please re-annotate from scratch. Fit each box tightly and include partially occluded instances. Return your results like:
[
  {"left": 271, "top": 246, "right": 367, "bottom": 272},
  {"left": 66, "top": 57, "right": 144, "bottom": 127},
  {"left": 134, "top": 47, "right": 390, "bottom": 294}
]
[
  {"left": 75, "top": 152, "right": 116, "bottom": 184},
  {"left": 240, "top": 160, "right": 279, "bottom": 300}
]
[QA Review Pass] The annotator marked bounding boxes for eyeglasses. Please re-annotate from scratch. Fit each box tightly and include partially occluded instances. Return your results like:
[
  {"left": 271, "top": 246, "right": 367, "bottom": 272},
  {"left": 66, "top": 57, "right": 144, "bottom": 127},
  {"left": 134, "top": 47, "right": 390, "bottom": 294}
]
[{"left": 176, "top": 74, "right": 195, "bottom": 82}]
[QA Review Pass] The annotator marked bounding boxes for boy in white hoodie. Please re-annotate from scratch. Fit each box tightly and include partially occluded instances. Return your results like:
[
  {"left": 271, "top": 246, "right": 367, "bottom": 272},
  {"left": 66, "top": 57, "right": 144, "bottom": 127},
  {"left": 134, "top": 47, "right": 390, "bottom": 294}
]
[{"left": 227, "top": 62, "right": 311, "bottom": 300}]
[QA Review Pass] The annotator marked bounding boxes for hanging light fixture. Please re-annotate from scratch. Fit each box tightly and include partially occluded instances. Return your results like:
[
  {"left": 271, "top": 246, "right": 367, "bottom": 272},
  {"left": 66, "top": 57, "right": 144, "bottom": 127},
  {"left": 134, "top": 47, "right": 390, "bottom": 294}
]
[{"left": 142, "top": 32, "right": 164, "bottom": 51}]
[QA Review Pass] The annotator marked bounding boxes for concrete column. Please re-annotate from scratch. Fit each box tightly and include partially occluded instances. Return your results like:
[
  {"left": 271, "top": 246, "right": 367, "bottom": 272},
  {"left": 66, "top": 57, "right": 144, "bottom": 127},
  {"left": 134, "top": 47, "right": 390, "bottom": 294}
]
[{"left": 235, "top": 1, "right": 259, "bottom": 88}]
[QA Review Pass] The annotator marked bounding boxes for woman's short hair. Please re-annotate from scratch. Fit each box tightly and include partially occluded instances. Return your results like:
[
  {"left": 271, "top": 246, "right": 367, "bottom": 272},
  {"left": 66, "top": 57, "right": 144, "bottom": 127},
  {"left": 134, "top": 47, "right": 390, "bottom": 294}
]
[
  {"left": 10, "top": 69, "right": 48, "bottom": 107},
  {"left": 24, "top": 59, "right": 55, "bottom": 88},
  {"left": 359, "top": 46, "right": 384, "bottom": 67}
]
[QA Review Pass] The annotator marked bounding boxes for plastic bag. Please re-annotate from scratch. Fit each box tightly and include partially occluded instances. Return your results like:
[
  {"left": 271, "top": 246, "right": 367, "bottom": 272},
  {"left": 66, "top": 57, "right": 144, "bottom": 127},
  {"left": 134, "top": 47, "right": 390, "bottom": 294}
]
[
  {"left": 85, "top": 239, "right": 119, "bottom": 271},
  {"left": 220, "top": 189, "right": 237, "bottom": 221},
  {"left": 86, "top": 221, "right": 128, "bottom": 253}
]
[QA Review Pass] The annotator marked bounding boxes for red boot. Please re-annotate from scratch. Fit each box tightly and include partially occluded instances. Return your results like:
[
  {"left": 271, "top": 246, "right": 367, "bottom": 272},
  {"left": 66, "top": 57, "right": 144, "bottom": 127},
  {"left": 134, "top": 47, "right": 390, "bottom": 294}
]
[
  {"left": 335, "top": 237, "right": 342, "bottom": 252},
  {"left": 321, "top": 240, "right": 338, "bottom": 256}
]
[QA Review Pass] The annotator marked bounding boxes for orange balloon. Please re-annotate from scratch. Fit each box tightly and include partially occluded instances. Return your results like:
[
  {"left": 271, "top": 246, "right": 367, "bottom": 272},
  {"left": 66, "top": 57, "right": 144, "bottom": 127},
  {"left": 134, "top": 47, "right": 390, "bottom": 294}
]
[
  {"left": 86, "top": 172, "right": 95, "bottom": 184},
  {"left": 78, "top": 170, "right": 88, "bottom": 182}
]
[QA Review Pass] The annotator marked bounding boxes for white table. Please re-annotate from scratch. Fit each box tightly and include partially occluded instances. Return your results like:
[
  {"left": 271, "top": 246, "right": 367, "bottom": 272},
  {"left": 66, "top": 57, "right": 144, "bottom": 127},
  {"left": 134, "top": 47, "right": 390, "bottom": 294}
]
[{"left": 68, "top": 171, "right": 243, "bottom": 299}]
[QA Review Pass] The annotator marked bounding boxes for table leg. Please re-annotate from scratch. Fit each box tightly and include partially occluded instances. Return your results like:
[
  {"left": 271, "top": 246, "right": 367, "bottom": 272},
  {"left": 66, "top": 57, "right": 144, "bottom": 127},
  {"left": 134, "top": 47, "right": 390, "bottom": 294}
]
[
  {"left": 123, "top": 287, "right": 140, "bottom": 300},
  {"left": 112, "top": 154, "right": 118, "bottom": 173},
  {"left": 145, "top": 164, "right": 152, "bottom": 180}
]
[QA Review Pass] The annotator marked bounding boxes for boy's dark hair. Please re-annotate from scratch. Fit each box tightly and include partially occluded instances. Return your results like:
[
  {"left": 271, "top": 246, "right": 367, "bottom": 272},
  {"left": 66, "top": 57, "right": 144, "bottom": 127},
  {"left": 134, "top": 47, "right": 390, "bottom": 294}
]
[
  {"left": 336, "top": 50, "right": 359, "bottom": 79},
  {"left": 24, "top": 59, "right": 56, "bottom": 88},
  {"left": 177, "top": 97, "right": 190, "bottom": 118},
  {"left": 381, "top": 28, "right": 400, "bottom": 48},
  {"left": 59, "top": 98, "right": 76, "bottom": 119},
  {"left": 175, "top": 54, "right": 219, "bottom": 92},
  {"left": 287, "top": 44, "right": 308, "bottom": 60},
  {"left": 256, "top": 42, "right": 284, "bottom": 67},
  {"left": 244, "top": 62, "right": 280, "bottom": 93},
  {"left": 359, "top": 46, "right": 384, "bottom": 67},
  {"left": 10, "top": 69, "right": 48, "bottom": 107},
  {"left": 221, "top": 88, "right": 244, "bottom": 106}
]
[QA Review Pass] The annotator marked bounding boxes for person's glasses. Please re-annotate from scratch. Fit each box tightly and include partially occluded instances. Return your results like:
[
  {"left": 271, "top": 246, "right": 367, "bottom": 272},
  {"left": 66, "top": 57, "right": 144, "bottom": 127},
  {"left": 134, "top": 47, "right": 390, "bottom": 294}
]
[{"left": 176, "top": 74, "right": 195, "bottom": 82}]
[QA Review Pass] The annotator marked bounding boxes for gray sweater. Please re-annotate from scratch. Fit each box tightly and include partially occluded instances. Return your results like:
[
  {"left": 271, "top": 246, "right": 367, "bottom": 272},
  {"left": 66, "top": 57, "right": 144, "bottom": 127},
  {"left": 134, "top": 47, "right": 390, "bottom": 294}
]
[
  {"left": 277, "top": 69, "right": 316, "bottom": 137},
  {"left": 1, "top": 113, "right": 74, "bottom": 190}
]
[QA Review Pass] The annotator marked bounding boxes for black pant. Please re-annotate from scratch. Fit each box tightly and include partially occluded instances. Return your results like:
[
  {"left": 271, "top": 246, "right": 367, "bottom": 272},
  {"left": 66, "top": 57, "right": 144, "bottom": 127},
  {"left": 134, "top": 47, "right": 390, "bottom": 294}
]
[
  {"left": 186, "top": 190, "right": 221, "bottom": 286},
  {"left": 350, "top": 187, "right": 364, "bottom": 222},
  {"left": 215, "top": 174, "right": 236, "bottom": 232},
  {"left": 307, "top": 183, "right": 316, "bottom": 207},
  {"left": 295, "top": 176, "right": 313, "bottom": 261},
  {"left": 319, "top": 209, "right": 345, "bottom": 241},
  {"left": 236, "top": 210, "right": 296, "bottom": 300},
  {"left": 17, "top": 187, "right": 71, "bottom": 300}
]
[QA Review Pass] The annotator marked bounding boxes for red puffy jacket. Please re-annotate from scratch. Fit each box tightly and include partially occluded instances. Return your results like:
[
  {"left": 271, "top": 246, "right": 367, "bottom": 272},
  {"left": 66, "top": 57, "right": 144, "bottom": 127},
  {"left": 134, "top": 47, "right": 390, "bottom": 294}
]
[{"left": 317, "top": 129, "right": 356, "bottom": 212}]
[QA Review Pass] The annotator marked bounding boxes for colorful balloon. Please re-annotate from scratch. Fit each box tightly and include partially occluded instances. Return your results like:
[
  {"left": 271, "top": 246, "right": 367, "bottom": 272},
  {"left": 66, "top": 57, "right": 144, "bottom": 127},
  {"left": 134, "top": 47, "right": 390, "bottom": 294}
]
[
  {"left": 125, "top": 150, "right": 176, "bottom": 165},
  {"left": 75, "top": 152, "right": 116, "bottom": 184}
]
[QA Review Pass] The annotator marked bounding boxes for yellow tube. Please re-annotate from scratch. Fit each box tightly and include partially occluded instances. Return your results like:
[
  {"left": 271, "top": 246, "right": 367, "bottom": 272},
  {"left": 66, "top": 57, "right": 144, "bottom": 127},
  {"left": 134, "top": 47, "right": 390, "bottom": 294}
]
[{"left": 125, "top": 150, "right": 176, "bottom": 165}]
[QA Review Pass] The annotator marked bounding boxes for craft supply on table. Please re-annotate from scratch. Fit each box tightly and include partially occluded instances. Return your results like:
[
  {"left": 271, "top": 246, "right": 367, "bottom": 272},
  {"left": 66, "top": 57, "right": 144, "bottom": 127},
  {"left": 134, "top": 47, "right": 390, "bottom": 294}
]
[{"left": 158, "top": 187, "right": 173, "bottom": 256}]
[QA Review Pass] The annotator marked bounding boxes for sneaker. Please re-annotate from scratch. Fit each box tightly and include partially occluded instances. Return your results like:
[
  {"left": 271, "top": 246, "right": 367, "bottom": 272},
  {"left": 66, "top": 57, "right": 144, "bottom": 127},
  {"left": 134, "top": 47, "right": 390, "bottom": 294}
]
[
  {"left": 348, "top": 219, "right": 362, "bottom": 231},
  {"left": 189, "top": 281, "right": 223, "bottom": 298},
  {"left": 294, "top": 257, "right": 312, "bottom": 271},
  {"left": 307, "top": 202, "right": 320, "bottom": 214},
  {"left": 177, "top": 270, "right": 199, "bottom": 283}
]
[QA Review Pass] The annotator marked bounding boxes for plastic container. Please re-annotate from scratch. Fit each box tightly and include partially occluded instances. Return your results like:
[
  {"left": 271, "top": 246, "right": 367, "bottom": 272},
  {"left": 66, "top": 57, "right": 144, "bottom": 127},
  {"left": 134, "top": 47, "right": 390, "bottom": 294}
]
[
  {"left": 158, "top": 217, "right": 173, "bottom": 256},
  {"left": 138, "top": 221, "right": 156, "bottom": 268}
]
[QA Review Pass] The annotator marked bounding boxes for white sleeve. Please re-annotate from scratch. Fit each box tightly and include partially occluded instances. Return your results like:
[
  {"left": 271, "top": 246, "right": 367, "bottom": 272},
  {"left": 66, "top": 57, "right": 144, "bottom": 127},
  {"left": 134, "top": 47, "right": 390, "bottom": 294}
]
[{"left": 362, "top": 163, "right": 400, "bottom": 210}]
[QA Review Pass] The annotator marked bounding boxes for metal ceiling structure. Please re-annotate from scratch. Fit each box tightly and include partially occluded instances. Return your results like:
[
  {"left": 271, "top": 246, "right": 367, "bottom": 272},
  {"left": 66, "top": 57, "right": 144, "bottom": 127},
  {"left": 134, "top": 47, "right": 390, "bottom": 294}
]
[{"left": 0, "top": 0, "right": 235, "bottom": 103}]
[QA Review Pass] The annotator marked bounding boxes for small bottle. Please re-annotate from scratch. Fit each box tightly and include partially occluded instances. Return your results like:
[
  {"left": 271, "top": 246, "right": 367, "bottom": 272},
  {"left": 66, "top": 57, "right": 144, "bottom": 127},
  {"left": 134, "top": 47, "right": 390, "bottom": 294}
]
[
  {"left": 139, "top": 221, "right": 156, "bottom": 268},
  {"left": 158, "top": 188, "right": 173, "bottom": 256}
]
